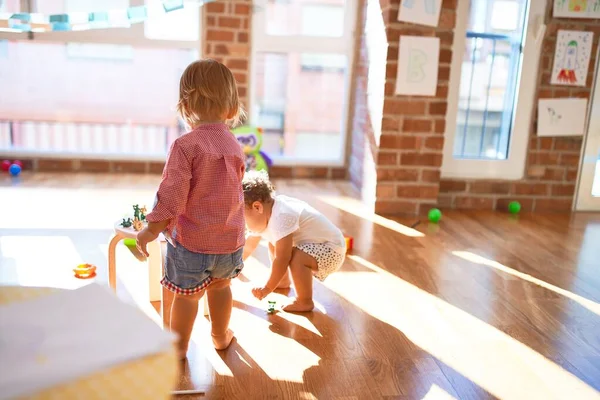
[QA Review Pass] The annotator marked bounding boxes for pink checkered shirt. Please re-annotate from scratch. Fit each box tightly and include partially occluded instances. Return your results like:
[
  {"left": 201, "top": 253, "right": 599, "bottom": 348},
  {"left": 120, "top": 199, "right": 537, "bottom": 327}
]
[{"left": 146, "top": 123, "right": 246, "bottom": 254}]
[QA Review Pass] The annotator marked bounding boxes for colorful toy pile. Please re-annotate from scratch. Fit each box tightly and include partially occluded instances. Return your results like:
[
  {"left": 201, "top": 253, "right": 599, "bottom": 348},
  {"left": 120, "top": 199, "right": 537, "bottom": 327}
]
[
  {"left": 232, "top": 126, "right": 273, "bottom": 172},
  {"left": 2, "top": 159, "right": 23, "bottom": 176}
]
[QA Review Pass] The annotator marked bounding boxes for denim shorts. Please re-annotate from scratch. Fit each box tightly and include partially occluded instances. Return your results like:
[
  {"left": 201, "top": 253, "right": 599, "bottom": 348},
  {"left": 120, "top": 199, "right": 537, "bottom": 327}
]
[{"left": 161, "top": 241, "right": 244, "bottom": 295}]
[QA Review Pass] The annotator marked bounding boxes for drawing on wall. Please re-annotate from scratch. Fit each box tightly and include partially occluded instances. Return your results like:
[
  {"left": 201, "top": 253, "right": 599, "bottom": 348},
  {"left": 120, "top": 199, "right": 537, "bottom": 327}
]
[
  {"left": 551, "top": 30, "right": 593, "bottom": 87},
  {"left": 395, "top": 36, "right": 440, "bottom": 96},
  {"left": 537, "top": 98, "right": 588, "bottom": 137},
  {"left": 397, "top": 0, "right": 442, "bottom": 27},
  {"left": 554, "top": 0, "right": 600, "bottom": 18}
]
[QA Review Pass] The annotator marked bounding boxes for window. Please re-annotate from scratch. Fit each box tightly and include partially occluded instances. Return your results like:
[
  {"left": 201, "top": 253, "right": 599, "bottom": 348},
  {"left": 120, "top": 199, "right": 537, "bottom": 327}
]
[
  {"left": 252, "top": 0, "right": 356, "bottom": 164},
  {"left": 442, "top": 0, "right": 547, "bottom": 179}
]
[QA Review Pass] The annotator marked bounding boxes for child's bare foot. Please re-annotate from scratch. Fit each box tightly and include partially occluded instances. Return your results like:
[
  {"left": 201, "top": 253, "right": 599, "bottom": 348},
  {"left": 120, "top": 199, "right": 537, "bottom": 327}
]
[
  {"left": 282, "top": 298, "right": 314, "bottom": 312},
  {"left": 212, "top": 329, "right": 235, "bottom": 350}
]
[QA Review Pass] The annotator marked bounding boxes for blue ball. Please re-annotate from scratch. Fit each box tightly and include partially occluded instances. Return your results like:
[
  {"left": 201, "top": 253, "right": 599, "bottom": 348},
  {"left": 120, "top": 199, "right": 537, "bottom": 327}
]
[{"left": 9, "top": 164, "right": 21, "bottom": 176}]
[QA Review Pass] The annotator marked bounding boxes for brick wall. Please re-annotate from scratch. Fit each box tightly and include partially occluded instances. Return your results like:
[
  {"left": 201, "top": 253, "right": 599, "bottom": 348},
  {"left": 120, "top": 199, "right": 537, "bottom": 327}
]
[
  {"left": 438, "top": 2, "right": 600, "bottom": 213},
  {"left": 369, "top": 0, "right": 457, "bottom": 215}
]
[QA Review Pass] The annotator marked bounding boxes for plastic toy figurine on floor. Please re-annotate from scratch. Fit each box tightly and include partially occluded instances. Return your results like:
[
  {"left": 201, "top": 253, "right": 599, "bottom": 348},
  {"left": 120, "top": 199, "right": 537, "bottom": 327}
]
[
  {"left": 267, "top": 301, "right": 276, "bottom": 314},
  {"left": 73, "top": 263, "right": 96, "bottom": 279},
  {"left": 232, "top": 126, "right": 273, "bottom": 172}
]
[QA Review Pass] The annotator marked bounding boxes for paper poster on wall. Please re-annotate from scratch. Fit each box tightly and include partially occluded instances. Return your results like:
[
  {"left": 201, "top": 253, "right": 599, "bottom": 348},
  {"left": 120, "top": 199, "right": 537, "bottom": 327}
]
[
  {"left": 553, "top": 0, "right": 600, "bottom": 19},
  {"left": 551, "top": 30, "right": 593, "bottom": 87},
  {"left": 395, "top": 36, "right": 440, "bottom": 96},
  {"left": 537, "top": 98, "right": 588, "bottom": 137},
  {"left": 397, "top": 0, "right": 442, "bottom": 27}
]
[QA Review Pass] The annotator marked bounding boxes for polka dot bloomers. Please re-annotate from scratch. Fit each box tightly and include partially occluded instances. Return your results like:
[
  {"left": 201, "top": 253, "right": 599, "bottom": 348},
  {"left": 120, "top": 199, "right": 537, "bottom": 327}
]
[{"left": 296, "top": 243, "right": 345, "bottom": 281}]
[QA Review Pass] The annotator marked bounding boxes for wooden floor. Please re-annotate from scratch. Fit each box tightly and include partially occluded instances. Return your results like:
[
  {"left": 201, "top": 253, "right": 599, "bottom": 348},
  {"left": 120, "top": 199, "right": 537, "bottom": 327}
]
[{"left": 1, "top": 173, "right": 600, "bottom": 399}]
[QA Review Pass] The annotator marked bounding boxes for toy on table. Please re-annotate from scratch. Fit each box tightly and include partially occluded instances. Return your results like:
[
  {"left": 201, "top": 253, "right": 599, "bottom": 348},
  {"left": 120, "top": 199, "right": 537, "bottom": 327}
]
[
  {"left": 120, "top": 204, "right": 147, "bottom": 232},
  {"left": 73, "top": 263, "right": 97, "bottom": 279},
  {"left": 124, "top": 238, "right": 147, "bottom": 262},
  {"left": 267, "top": 301, "right": 276, "bottom": 314},
  {"left": 231, "top": 126, "right": 273, "bottom": 172},
  {"left": 344, "top": 236, "right": 353, "bottom": 253},
  {"left": 428, "top": 208, "right": 442, "bottom": 223},
  {"left": 508, "top": 201, "right": 521, "bottom": 214}
]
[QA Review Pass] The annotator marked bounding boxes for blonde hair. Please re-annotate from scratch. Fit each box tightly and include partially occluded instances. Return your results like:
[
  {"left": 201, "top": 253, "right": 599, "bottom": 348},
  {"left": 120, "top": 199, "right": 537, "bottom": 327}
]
[{"left": 177, "top": 59, "right": 245, "bottom": 128}]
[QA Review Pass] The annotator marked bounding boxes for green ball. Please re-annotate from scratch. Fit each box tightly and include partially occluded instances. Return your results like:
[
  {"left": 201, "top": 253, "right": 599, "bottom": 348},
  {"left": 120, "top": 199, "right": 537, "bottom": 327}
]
[
  {"left": 428, "top": 208, "right": 442, "bottom": 223},
  {"left": 508, "top": 201, "right": 521, "bottom": 214}
]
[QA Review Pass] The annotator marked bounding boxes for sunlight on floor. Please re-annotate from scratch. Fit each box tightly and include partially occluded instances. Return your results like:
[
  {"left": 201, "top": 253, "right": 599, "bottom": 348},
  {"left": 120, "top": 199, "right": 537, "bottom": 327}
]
[
  {"left": 317, "top": 195, "right": 424, "bottom": 237},
  {"left": 422, "top": 384, "right": 458, "bottom": 400},
  {"left": 452, "top": 251, "right": 600, "bottom": 316},
  {"left": 0, "top": 236, "right": 86, "bottom": 289},
  {"left": 323, "top": 254, "right": 600, "bottom": 399}
]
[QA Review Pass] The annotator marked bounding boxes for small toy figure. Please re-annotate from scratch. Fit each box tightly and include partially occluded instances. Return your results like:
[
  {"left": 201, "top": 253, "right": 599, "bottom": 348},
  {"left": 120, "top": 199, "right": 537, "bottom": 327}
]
[
  {"left": 267, "top": 301, "right": 276, "bottom": 314},
  {"left": 133, "top": 204, "right": 147, "bottom": 221},
  {"left": 132, "top": 219, "right": 144, "bottom": 231},
  {"left": 121, "top": 218, "right": 133, "bottom": 228},
  {"left": 232, "top": 126, "right": 273, "bottom": 172},
  {"left": 73, "top": 263, "right": 96, "bottom": 279}
]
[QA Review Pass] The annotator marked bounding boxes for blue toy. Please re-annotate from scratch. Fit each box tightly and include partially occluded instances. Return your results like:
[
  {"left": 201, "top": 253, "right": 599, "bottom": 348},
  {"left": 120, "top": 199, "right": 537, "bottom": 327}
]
[{"left": 9, "top": 164, "right": 21, "bottom": 176}]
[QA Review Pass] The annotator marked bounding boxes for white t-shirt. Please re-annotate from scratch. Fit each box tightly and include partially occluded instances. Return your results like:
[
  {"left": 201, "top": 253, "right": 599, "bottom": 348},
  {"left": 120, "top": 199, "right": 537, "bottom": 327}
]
[{"left": 254, "top": 195, "right": 346, "bottom": 255}]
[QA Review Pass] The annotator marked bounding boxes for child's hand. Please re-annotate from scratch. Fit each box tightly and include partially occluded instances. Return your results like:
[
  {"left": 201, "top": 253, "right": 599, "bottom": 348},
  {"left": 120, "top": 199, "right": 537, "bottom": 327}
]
[
  {"left": 252, "top": 286, "right": 272, "bottom": 301},
  {"left": 136, "top": 227, "right": 159, "bottom": 257}
]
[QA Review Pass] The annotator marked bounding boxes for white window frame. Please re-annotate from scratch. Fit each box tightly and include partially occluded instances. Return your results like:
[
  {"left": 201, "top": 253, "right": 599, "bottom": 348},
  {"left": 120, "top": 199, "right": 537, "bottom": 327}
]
[
  {"left": 441, "top": 0, "right": 547, "bottom": 180},
  {"left": 250, "top": 0, "right": 357, "bottom": 166}
]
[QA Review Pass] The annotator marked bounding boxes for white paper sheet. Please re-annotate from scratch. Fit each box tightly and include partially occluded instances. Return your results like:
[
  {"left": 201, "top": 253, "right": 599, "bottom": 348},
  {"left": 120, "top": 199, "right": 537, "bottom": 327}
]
[
  {"left": 395, "top": 36, "right": 440, "bottom": 96},
  {"left": 397, "top": 0, "right": 442, "bottom": 27},
  {"left": 537, "top": 98, "right": 588, "bottom": 137},
  {"left": 550, "top": 30, "right": 594, "bottom": 87},
  {"left": 0, "top": 284, "right": 175, "bottom": 400}
]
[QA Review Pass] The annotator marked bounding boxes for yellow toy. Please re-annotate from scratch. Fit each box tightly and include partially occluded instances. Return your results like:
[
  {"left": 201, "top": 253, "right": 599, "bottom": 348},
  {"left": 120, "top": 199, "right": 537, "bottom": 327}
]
[
  {"left": 344, "top": 236, "right": 353, "bottom": 253},
  {"left": 73, "top": 263, "right": 97, "bottom": 279}
]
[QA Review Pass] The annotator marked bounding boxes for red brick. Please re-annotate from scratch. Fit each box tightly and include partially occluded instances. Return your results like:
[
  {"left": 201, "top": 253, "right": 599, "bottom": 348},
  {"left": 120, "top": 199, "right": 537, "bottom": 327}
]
[
  {"left": 435, "top": 85, "right": 449, "bottom": 99},
  {"left": 560, "top": 153, "right": 580, "bottom": 167},
  {"left": 218, "top": 16, "right": 241, "bottom": 28},
  {"left": 528, "top": 138, "right": 538, "bottom": 150},
  {"left": 527, "top": 165, "right": 545, "bottom": 178},
  {"left": 377, "top": 183, "right": 396, "bottom": 198},
  {"left": 294, "top": 167, "right": 328, "bottom": 178},
  {"left": 206, "top": 2, "right": 225, "bottom": 13},
  {"left": 434, "top": 120, "right": 446, "bottom": 134},
  {"left": 375, "top": 200, "right": 419, "bottom": 215},
  {"left": 439, "top": 179, "right": 467, "bottom": 192},
  {"left": 403, "top": 119, "right": 432, "bottom": 133},
  {"left": 438, "top": 66, "right": 450, "bottom": 80},
  {"left": 421, "top": 169, "right": 441, "bottom": 183},
  {"left": 566, "top": 169, "right": 578, "bottom": 181},
  {"left": 401, "top": 152, "right": 443, "bottom": 167},
  {"left": 437, "top": 194, "right": 454, "bottom": 208},
  {"left": 384, "top": 100, "right": 427, "bottom": 115},
  {"left": 397, "top": 185, "right": 439, "bottom": 199},
  {"left": 469, "top": 181, "right": 511, "bottom": 194},
  {"left": 439, "top": 49, "right": 452, "bottom": 63},
  {"left": 551, "top": 184, "right": 575, "bottom": 196},
  {"left": 233, "top": 72, "right": 247, "bottom": 84},
  {"left": 214, "top": 44, "right": 229, "bottom": 55},
  {"left": 149, "top": 162, "right": 165, "bottom": 174},
  {"left": 377, "top": 168, "right": 419, "bottom": 182},
  {"left": 331, "top": 168, "right": 347, "bottom": 179},
  {"left": 207, "top": 30, "right": 235, "bottom": 42},
  {"left": 542, "top": 167, "right": 565, "bottom": 181},
  {"left": 531, "top": 152, "right": 560, "bottom": 165},
  {"left": 38, "top": 159, "right": 73, "bottom": 171},
  {"left": 385, "top": 63, "right": 397, "bottom": 79},
  {"left": 79, "top": 160, "right": 110, "bottom": 173},
  {"left": 438, "top": 9, "right": 456, "bottom": 29},
  {"left": 539, "top": 138, "right": 553, "bottom": 150},
  {"left": 238, "top": 86, "right": 247, "bottom": 97},
  {"left": 378, "top": 152, "right": 398, "bottom": 166},
  {"left": 512, "top": 183, "right": 548, "bottom": 195},
  {"left": 437, "top": 31, "right": 454, "bottom": 46},
  {"left": 227, "top": 59, "right": 248, "bottom": 70},
  {"left": 382, "top": 117, "right": 399, "bottom": 131},
  {"left": 113, "top": 161, "right": 147, "bottom": 173},
  {"left": 496, "top": 198, "right": 534, "bottom": 212},
  {"left": 442, "top": 0, "right": 458, "bottom": 8},
  {"left": 380, "top": 135, "right": 421, "bottom": 150},
  {"left": 455, "top": 196, "right": 494, "bottom": 210},
  {"left": 234, "top": 4, "right": 251, "bottom": 15},
  {"left": 424, "top": 137, "right": 444, "bottom": 150},
  {"left": 429, "top": 102, "right": 447, "bottom": 115},
  {"left": 269, "top": 166, "right": 293, "bottom": 178},
  {"left": 238, "top": 32, "right": 249, "bottom": 43},
  {"left": 535, "top": 198, "right": 572, "bottom": 212},
  {"left": 207, "top": 16, "right": 216, "bottom": 25}
]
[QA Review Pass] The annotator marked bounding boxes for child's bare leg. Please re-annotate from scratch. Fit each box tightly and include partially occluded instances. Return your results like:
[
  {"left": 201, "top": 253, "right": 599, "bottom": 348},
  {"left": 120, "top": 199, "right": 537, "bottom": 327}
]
[
  {"left": 283, "top": 248, "right": 318, "bottom": 312},
  {"left": 206, "top": 279, "right": 235, "bottom": 350},
  {"left": 171, "top": 290, "right": 205, "bottom": 359},
  {"left": 269, "top": 243, "right": 291, "bottom": 289}
]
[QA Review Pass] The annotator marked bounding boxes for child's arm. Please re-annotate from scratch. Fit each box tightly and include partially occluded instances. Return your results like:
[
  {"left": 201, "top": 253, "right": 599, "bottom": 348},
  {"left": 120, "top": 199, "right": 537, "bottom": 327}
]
[
  {"left": 252, "top": 234, "right": 293, "bottom": 300},
  {"left": 137, "top": 141, "right": 192, "bottom": 255},
  {"left": 243, "top": 235, "right": 261, "bottom": 261}
]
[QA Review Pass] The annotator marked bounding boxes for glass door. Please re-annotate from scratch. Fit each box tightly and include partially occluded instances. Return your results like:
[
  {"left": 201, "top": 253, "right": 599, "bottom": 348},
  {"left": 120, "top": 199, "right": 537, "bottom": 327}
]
[{"left": 576, "top": 43, "right": 600, "bottom": 211}]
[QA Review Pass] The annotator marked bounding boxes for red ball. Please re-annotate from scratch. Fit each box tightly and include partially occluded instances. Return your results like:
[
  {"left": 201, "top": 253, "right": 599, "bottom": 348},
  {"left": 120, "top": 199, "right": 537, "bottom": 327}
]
[
  {"left": 1, "top": 160, "right": 11, "bottom": 172},
  {"left": 12, "top": 160, "right": 23, "bottom": 168}
]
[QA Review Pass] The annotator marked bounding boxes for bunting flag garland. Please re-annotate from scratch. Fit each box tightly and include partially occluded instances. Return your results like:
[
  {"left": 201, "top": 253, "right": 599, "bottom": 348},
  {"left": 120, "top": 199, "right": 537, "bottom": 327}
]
[{"left": 0, "top": 0, "right": 213, "bottom": 33}]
